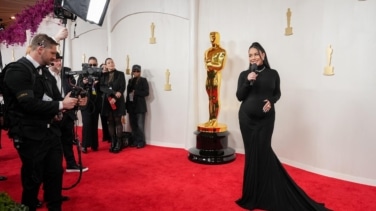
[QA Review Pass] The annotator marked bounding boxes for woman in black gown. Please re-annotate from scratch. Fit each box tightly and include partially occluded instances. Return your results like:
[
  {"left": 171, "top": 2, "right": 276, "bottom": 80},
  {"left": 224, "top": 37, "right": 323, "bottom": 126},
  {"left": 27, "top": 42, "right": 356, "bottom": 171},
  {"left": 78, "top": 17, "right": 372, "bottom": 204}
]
[{"left": 235, "top": 42, "right": 331, "bottom": 211}]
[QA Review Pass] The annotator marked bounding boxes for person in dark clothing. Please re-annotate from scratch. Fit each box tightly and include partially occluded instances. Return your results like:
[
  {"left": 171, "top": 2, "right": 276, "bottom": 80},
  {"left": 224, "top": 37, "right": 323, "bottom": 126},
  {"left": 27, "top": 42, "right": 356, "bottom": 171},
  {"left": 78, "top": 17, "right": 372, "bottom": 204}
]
[
  {"left": 3, "top": 33, "right": 86, "bottom": 211},
  {"left": 235, "top": 42, "right": 331, "bottom": 211},
  {"left": 47, "top": 52, "right": 88, "bottom": 172},
  {"left": 100, "top": 58, "right": 126, "bottom": 153},
  {"left": 126, "top": 64, "right": 149, "bottom": 149},
  {"left": 77, "top": 56, "right": 107, "bottom": 153},
  {"left": 99, "top": 63, "right": 111, "bottom": 143}
]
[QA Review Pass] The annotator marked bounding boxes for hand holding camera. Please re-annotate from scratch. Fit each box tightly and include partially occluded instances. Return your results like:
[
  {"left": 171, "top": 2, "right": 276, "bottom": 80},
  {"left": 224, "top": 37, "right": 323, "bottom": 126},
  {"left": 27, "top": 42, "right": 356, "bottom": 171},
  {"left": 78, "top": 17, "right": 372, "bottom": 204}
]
[{"left": 62, "top": 92, "right": 79, "bottom": 110}]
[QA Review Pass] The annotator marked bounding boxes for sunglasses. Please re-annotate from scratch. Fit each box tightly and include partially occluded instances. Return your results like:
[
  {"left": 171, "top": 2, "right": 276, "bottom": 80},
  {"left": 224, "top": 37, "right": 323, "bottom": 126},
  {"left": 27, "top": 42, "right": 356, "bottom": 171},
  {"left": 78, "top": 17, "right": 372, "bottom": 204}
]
[
  {"left": 89, "top": 64, "right": 98, "bottom": 67},
  {"left": 132, "top": 70, "right": 140, "bottom": 72}
]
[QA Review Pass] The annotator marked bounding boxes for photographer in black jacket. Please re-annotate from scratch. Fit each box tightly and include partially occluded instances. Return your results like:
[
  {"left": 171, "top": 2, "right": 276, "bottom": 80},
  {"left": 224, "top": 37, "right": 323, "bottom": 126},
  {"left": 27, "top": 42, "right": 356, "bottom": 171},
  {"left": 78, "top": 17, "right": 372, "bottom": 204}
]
[{"left": 3, "top": 33, "right": 87, "bottom": 211}]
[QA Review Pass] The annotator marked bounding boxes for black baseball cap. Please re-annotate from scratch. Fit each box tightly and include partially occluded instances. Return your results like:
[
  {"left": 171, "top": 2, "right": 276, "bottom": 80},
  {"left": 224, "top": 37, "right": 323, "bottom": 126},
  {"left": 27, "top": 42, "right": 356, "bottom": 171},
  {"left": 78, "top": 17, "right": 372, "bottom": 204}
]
[
  {"left": 132, "top": 64, "right": 141, "bottom": 71},
  {"left": 56, "top": 52, "right": 63, "bottom": 59}
]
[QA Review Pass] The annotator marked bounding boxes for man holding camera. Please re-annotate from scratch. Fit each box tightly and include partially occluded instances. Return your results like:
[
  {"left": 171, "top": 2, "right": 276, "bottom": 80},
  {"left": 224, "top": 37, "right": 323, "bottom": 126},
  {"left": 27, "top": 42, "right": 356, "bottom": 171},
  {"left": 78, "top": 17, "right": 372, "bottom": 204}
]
[
  {"left": 3, "top": 33, "right": 87, "bottom": 211},
  {"left": 77, "top": 57, "right": 104, "bottom": 153},
  {"left": 47, "top": 52, "right": 89, "bottom": 173}
]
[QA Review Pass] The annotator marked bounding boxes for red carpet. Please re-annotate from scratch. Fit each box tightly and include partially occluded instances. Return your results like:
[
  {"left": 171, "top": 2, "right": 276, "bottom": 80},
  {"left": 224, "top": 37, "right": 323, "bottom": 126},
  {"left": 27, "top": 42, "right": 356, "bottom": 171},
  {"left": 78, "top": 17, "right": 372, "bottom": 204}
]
[{"left": 1, "top": 129, "right": 376, "bottom": 211}]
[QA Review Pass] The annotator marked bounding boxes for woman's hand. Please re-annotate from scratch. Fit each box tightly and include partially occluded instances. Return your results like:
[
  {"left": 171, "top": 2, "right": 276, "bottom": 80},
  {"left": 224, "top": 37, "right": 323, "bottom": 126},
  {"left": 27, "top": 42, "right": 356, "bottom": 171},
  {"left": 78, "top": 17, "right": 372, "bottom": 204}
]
[
  {"left": 247, "top": 72, "right": 258, "bottom": 82},
  {"left": 115, "top": 91, "right": 122, "bottom": 99},
  {"left": 263, "top": 100, "right": 272, "bottom": 113}
]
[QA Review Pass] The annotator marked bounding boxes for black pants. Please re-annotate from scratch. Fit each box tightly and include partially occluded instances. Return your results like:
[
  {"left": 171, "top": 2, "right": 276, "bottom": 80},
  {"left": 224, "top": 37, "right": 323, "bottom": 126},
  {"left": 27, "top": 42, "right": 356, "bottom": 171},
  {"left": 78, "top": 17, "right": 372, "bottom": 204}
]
[
  {"left": 17, "top": 131, "right": 63, "bottom": 211},
  {"left": 128, "top": 112, "right": 146, "bottom": 146},
  {"left": 81, "top": 106, "right": 100, "bottom": 149},
  {"left": 60, "top": 115, "right": 77, "bottom": 167},
  {"left": 100, "top": 114, "right": 110, "bottom": 141}
]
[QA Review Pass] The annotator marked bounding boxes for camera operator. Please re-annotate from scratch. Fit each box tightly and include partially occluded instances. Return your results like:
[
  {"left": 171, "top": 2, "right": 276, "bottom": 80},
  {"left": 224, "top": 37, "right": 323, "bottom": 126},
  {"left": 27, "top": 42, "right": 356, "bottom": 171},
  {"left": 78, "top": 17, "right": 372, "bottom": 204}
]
[
  {"left": 2, "top": 33, "right": 87, "bottom": 211},
  {"left": 77, "top": 57, "right": 105, "bottom": 153},
  {"left": 48, "top": 52, "right": 89, "bottom": 172}
]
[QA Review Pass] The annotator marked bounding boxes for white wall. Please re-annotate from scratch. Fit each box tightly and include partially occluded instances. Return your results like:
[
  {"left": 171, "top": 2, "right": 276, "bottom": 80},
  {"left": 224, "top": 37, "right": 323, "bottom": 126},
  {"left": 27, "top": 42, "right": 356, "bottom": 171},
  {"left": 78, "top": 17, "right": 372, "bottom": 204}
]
[
  {"left": 1, "top": 0, "right": 375, "bottom": 186},
  {"left": 195, "top": 0, "right": 376, "bottom": 186}
]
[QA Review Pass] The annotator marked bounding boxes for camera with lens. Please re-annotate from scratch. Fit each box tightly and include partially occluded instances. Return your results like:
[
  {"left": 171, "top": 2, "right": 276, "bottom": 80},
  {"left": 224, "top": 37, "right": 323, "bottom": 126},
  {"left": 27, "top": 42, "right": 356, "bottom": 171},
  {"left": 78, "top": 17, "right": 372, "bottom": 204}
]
[
  {"left": 64, "top": 63, "right": 102, "bottom": 87},
  {"left": 70, "top": 86, "right": 87, "bottom": 98},
  {"left": 81, "top": 63, "right": 102, "bottom": 86}
]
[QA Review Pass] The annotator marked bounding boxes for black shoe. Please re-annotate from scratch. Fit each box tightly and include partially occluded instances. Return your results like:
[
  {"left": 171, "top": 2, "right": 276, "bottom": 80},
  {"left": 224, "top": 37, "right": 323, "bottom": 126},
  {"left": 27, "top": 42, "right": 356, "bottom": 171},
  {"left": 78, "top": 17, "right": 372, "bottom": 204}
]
[
  {"left": 92, "top": 147, "right": 98, "bottom": 151},
  {"left": 61, "top": 195, "right": 70, "bottom": 201},
  {"left": 137, "top": 144, "right": 145, "bottom": 149},
  {"left": 0, "top": 176, "right": 7, "bottom": 181},
  {"left": 66, "top": 165, "right": 89, "bottom": 173},
  {"left": 130, "top": 143, "right": 136, "bottom": 147},
  {"left": 36, "top": 200, "right": 43, "bottom": 208}
]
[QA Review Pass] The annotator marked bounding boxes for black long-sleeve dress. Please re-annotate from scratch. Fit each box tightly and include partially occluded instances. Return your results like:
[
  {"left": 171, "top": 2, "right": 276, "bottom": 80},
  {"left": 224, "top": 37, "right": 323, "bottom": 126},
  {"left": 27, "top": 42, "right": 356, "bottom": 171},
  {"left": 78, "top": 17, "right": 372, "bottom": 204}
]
[{"left": 235, "top": 65, "right": 331, "bottom": 211}]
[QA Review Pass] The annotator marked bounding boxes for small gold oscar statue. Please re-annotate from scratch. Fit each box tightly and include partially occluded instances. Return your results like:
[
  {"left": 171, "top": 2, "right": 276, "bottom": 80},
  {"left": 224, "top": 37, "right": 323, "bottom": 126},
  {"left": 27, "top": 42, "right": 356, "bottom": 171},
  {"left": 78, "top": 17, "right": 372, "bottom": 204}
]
[
  {"left": 12, "top": 48, "right": 15, "bottom": 61},
  {"left": 149, "top": 22, "right": 156, "bottom": 44},
  {"left": 125, "top": 55, "right": 131, "bottom": 75},
  {"left": 324, "top": 45, "right": 334, "bottom": 76},
  {"left": 82, "top": 54, "right": 86, "bottom": 63},
  {"left": 285, "top": 8, "right": 293, "bottom": 36},
  {"left": 164, "top": 69, "right": 172, "bottom": 91}
]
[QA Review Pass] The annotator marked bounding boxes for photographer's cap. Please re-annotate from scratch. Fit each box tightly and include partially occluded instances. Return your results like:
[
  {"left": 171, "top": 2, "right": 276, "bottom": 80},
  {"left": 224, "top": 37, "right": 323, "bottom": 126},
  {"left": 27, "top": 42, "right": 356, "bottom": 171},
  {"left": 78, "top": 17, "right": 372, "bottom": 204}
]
[
  {"left": 132, "top": 64, "right": 141, "bottom": 71},
  {"left": 56, "top": 52, "right": 63, "bottom": 59}
]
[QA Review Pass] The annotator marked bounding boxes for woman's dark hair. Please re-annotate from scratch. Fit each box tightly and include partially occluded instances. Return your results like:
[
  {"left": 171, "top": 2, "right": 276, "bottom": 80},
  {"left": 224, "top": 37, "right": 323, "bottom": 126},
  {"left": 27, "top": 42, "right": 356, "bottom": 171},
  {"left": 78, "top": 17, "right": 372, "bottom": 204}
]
[
  {"left": 104, "top": 57, "right": 113, "bottom": 64},
  {"left": 248, "top": 42, "right": 271, "bottom": 69}
]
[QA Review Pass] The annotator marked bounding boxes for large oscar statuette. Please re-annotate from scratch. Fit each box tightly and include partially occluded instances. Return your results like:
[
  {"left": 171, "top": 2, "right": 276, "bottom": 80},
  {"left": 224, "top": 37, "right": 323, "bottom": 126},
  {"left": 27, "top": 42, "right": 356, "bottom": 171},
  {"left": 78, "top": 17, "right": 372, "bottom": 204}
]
[{"left": 188, "top": 32, "right": 235, "bottom": 164}]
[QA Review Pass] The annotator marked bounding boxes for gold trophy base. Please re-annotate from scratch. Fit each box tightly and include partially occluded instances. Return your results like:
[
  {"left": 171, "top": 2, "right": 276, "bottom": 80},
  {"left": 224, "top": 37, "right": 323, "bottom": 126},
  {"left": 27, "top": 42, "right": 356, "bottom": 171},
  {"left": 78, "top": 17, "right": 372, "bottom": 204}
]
[
  {"left": 197, "top": 122, "right": 227, "bottom": 133},
  {"left": 285, "top": 27, "right": 293, "bottom": 36},
  {"left": 164, "top": 84, "right": 171, "bottom": 91},
  {"left": 149, "top": 37, "right": 156, "bottom": 44},
  {"left": 324, "top": 66, "right": 334, "bottom": 76},
  {"left": 126, "top": 68, "right": 131, "bottom": 75}
]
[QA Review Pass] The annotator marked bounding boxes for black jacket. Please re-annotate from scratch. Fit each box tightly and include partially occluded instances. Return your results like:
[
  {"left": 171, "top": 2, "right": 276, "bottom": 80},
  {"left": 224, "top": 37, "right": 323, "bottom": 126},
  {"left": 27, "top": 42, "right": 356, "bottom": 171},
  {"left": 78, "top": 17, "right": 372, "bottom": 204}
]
[
  {"left": 100, "top": 70, "right": 126, "bottom": 116},
  {"left": 126, "top": 76, "right": 149, "bottom": 114},
  {"left": 3, "top": 57, "right": 61, "bottom": 139},
  {"left": 44, "top": 68, "right": 77, "bottom": 121}
]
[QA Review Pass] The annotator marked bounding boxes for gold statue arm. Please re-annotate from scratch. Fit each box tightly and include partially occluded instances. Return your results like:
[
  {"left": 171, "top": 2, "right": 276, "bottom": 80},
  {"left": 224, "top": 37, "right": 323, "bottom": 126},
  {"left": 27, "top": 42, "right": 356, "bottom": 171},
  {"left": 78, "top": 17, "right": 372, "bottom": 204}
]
[{"left": 205, "top": 51, "right": 226, "bottom": 70}]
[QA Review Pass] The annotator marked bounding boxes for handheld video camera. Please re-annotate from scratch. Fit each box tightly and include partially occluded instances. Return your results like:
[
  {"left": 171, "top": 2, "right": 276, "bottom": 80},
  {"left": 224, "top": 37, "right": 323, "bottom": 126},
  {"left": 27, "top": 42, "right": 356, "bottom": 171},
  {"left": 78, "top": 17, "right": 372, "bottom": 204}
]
[
  {"left": 65, "top": 63, "right": 102, "bottom": 86},
  {"left": 81, "top": 63, "right": 102, "bottom": 85},
  {"left": 70, "top": 86, "right": 87, "bottom": 99}
]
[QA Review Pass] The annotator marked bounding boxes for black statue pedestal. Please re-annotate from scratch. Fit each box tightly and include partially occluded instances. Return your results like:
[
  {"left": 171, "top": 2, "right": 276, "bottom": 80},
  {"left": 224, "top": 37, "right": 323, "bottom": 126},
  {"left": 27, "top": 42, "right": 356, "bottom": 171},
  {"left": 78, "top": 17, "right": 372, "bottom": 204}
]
[{"left": 188, "top": 125, "right": 236, "bottom": 164}]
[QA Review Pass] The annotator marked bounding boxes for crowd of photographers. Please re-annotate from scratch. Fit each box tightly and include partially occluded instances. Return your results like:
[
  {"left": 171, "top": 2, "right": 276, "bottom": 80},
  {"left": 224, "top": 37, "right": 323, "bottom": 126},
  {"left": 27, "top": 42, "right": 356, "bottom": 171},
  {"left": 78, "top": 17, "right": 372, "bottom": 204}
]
[{"left": 0, "top": 28, "right": 149, "bottom": 211}]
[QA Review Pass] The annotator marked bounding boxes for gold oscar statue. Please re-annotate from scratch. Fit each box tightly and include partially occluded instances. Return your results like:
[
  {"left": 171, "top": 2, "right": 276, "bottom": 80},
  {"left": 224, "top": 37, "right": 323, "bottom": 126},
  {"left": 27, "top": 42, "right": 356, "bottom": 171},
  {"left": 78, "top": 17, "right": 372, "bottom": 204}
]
[
  {"left": 197, "top": 31, "right": 227, "bottom": 132},
  {"left": 164, "top": 69, "right": 172, "bottom": 91},
  {"left": 12, "top": 48, "right": 15, "bottom": 61},
  {"left": 324, "top": 45, "right": 334, "bottom": 76},
  {"left": 126, "top": 55, "right": 131, "bottom": 75},
  {"left": 285, "top": 8, "right": 293, "bottom": 36},
  {"left": 149, "top": 22, "right": 156, "bottom": 44},
  {"left": 189, "top": 32, "right": 235, "bottom": 164}
]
